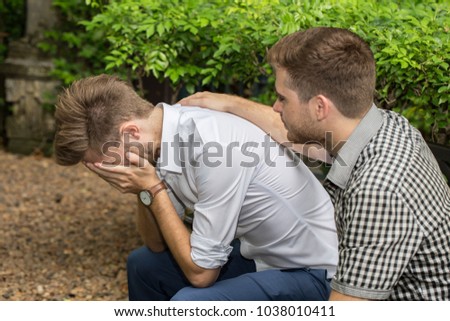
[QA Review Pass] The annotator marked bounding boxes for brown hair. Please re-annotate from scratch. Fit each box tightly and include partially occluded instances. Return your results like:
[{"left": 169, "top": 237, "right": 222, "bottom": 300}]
[
  {"left": 267, "top": 27, "right": 376, "bottom": 118},
  {"left": 54, "top": 74, "right": 153, "bottom": 165}
]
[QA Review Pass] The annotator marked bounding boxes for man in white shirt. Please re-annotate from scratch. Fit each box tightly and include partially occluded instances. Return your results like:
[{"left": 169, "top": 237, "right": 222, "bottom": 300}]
[{"left": 54, "top": 74, "right": 338, "bottom": 300}]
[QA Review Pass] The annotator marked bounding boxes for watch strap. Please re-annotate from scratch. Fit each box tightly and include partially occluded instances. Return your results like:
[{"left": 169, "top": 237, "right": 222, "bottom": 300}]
[{"left": 148, "top": 181, "right": 167, "bottom": 199}]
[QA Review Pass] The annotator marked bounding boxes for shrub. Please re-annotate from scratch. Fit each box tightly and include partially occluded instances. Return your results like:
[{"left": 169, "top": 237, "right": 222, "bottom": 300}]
[
  {"left": 38, "top": 0, "right": 112, "bottom": 86},
  {"left": 81, "top": 0, "right": 280, "bottom": 100},
  {"left": 44, "top": 0, "right": 450, "bottom": 144}
]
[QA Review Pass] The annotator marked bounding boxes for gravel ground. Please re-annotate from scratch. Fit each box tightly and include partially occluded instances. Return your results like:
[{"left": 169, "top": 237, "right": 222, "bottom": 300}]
[{"left": 0, "top": 149, "right": 142, "bottom": 301}]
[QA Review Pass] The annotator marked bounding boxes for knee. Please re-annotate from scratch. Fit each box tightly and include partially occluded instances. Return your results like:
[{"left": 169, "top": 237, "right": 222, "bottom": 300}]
[
  {"left": 170, "top": 287, "right": 191, "bottom": 301},
  {"left": 171, "top": 285, "right": 228, "bottom": 301},
  {"left": 127, "top": 247, "right": 144, "bottom": 271},
  {"left": 127, "top": 246, "right": 158, "bottom": 278},
  {"left": 171, "top": 286, "right": 207, "bottom": 301}
]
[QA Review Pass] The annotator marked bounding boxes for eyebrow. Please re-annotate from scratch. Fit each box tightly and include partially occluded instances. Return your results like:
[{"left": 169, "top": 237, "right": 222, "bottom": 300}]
[{"left": 275, "top": 90, "right": 286, "bottom": 100}]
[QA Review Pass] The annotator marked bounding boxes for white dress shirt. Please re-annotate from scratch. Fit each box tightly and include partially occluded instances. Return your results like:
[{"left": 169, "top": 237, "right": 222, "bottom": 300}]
[{"left": 157, "top": 103, "right": 338, "bottom": 277}]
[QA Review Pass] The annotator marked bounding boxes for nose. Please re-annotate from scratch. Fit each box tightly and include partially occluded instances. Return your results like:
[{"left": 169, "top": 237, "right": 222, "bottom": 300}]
[{"left": 272, "top": 100, "right": 282, "bottom": 114}]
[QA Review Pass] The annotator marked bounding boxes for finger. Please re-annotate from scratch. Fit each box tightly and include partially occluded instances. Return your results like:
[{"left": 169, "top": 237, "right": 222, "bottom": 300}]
[
  {"left": 178, "top": 97, "right": 193, "bottom": 105},
  {"left": 106, "top": 177, "right": 139, "bottom": 194},
  {"left": 85, "top": 162, "right": 112, "bottom": 180},
  {"left": 178, "top": 91, "right": 209, "bottom": 105},
  {"left": 109, "top": 180, "right": 125, "bottom": 191},
  {"left": 106, "top": 180, "right": 127, "bottom": 194},
  {"left": 125, "top": 151, "right": 148, "bottom": 168},
  {"left": 95, "top": 170, "right": 122, "bottom": 183},
  {"left": 98, "top": 171, "right": 136, "bottom": 193},
  {"left": 85, "top": 162, "right": 103, "bottom": 174},
  {"left": 89, "top": 162, "right": 131, "bottom": 179}
]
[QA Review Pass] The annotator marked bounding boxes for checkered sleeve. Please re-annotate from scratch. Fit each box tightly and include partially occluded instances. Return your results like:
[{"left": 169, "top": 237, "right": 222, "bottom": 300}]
[{"left": 331, "top": 187, "right": 423, "bottom": 300}]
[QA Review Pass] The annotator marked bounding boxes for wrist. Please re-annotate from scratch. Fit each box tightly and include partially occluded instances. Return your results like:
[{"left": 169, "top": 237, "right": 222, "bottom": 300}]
[
  {"left": 144, "top": 178, "right": 163, "bottom": 191},
  {"left": 227, "top": 95, "right": 245, "bottom": 112},
  {"left": 139, "top": 181, "right": 167, "bottom": 207},
  {"left": 148, "top": 181, "right": 166, "bottom": 198}
]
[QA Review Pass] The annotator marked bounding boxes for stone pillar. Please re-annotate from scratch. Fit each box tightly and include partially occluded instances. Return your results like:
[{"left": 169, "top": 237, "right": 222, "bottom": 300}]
[{"left": 0, "top": 0, "right": 58, "bottom": 155}]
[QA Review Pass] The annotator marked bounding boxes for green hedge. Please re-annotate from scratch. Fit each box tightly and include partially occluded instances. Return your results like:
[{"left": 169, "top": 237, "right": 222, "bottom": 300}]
[
  {"left": 45, "top": 0, "right": 450, "bottom": 144},
  {"left": 38, "top": 0, "right": 110, "bottom": 86},
  {"left": 0, "top": 0, "right": 25, "bottom": 64}
]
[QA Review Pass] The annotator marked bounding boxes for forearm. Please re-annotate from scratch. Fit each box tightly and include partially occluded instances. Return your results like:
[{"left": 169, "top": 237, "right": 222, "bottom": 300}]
[
  {"left": 150, "top": 190, "right": 220, "bottom": 287},
  {"left": 223, "top": 96, "right": 289, "bottom": 144},
  {"left": 85, "top": 154, "right": 220, "bottom": 287},
  {"left": 136, "top": 197, "right": 166, "bottom": 252},
  {"left": 179, "top": 92, "right": 329, "bottom": 161},
  {"left": 221, "top": 96, "right": 330, "bottom": 162}
]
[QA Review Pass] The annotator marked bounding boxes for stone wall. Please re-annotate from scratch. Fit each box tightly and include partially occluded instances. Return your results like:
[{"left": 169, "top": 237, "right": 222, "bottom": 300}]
[
  {"left": 4, "top": 78, "right": 57, "bottom": 154},
  {"left": 0, "top": 0, "right": 58, "bottom": 155}
]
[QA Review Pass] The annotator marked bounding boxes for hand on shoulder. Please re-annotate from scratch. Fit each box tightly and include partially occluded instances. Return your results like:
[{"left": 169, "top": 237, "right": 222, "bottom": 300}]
[{"left": 178, "top": 91, "right": 242, "bottom": 112}]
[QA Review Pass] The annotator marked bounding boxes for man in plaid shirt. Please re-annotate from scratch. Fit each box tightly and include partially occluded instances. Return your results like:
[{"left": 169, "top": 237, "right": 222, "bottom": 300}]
[{"left": 180, "top": 27, "right": 450, "bottom": 300}]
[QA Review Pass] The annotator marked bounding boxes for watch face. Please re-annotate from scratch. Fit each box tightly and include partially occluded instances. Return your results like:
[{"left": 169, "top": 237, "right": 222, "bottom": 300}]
[{"left": 139, "top": 190, "right": 152, "bottom": 206}]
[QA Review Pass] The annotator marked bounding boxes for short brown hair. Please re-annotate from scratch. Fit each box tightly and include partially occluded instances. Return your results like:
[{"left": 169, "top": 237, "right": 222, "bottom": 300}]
[
  {"left": 267, "top": 27, "right": 376, "bottom": 118},
  {"left": 54, "top": 74, "right": 153, "bottom": 165}
]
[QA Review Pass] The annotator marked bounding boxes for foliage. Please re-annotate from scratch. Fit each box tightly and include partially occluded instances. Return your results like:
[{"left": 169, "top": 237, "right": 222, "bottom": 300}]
[
  {"left": 38, "top": 0, "right": 112, "bottom": 86},
  {"left": 82, "top": 0, "right": 281, "bottom": 100},
  {"left": 248, "top": 0, "right": 449, "bottom": 143},
  {"left": 0, "top": 0, "right": 26, "bottom": 64},
  {"left": 39, "top": 0, "right": 449, "bottom": 143},
  {"left": 367, "top": 3, "right": 449, "bottom": 143},
  {"left": 288, "top": 0, "right": 449, "bottom": 143}
]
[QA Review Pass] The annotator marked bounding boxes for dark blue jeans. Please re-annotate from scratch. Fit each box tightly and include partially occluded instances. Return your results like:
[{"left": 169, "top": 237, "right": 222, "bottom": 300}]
[{"left": 127, "top": 242, "right": 331, "bottom": 301}]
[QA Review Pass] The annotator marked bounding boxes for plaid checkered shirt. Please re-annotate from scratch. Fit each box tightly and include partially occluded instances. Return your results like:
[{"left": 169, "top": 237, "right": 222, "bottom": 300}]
[{"left": 324, "top": 105, "right": 450, "bottom": 300}]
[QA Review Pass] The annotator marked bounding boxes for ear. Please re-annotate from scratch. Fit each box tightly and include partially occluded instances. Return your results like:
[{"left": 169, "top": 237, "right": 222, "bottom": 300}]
[
  {"left": 312, "top": 95, "right": 331, "bottom": 121},
  {"left": 119, "top": 121, "right": 141, "bottom": 140}
]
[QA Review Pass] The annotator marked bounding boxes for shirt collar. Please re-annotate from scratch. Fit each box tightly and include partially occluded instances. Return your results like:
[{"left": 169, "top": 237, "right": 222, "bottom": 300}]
[
  {"left": 157, "top": 102, "right": 183, "bottom": 174},
  {"left": 325, "top": 104, "right": 383, "bottom": 189}
]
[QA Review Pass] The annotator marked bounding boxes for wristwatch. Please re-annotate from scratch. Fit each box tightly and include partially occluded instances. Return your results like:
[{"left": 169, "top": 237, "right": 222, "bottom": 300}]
[{"left": 139, "top": 181, "right": 167, "bottom": 206}]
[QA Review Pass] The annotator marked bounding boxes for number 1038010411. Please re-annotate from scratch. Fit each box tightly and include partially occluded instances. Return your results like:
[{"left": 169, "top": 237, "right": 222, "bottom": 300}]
[{"left": 256, "top": 305, "right": 335, "bottom": 317}]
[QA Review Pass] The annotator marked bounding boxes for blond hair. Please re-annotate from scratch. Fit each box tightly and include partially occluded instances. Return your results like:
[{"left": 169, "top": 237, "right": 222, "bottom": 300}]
[{"left": 54, "top": 74, "right": 153, "bottom": 165}]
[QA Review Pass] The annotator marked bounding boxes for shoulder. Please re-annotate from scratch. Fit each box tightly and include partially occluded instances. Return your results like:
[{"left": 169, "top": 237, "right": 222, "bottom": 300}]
[
  {"left": 176, "top": 105, "right": 266, "bottom": 143},
  {"left": 353, "top": 109, "right": 425, "bottom": 189},
  {"left": 348, "top": 110, "right": 449, "bottom": 228}
]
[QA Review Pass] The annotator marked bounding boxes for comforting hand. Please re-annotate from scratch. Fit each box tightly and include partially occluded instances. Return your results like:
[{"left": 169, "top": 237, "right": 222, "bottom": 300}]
[
  {"left": 84, "top": 151, "right": 161, "bottom": 194},
  {"left": 178, "top": 91, "right": 239, "bottom": 112}
]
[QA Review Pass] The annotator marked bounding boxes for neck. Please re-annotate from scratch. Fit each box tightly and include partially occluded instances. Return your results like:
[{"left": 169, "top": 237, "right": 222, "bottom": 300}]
[
  {"left": 325, "top": 117, "right": 362, "bottom": 157},
  {"left": 145, "top": 106, "right": 164, "bottom": 164}
]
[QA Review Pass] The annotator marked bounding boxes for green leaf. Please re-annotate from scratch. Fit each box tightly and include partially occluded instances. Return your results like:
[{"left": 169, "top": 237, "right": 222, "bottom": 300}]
[
  {"left": 438, "top": 86, "right": 449, "bottom": 94},
  {"left": 185, "top": 83, "right": 195, "bottom": 94},
  {"left": 199, "top": 18, "right": 209, "bottom": 28},
  {"left": 105, "top": 62, "right": 116, "bottom": 70},
  {"left": 157, "top": 24, "right": 165, "bottom": 36},
  {"left": 202, "top": 75, "right": 213, "bottom": 86},
  {"left": 146, "top": 25, "right": 155, "bottom": 38},
  {"left": 438, "top": 97, "right": 448, "bottom": 105}
]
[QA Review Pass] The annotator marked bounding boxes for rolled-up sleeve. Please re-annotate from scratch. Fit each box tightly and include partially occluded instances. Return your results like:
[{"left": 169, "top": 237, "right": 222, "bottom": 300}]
[
  {"left": 332, "top": 188, "right": 423, "bottom": 299},
  {"left": 190, "top": 233, "right": 233, "bottom": 269}
]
